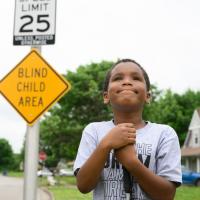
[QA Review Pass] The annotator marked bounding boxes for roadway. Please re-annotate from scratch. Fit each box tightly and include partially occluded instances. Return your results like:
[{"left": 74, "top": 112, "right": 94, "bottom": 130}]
[{"left": 0, "top": 175, "right": 52, "bottom": 200}]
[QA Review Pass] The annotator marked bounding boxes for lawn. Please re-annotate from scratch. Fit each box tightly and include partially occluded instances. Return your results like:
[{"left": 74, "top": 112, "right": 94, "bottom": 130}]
[
  {"left": 4, "top": 171, "right": 24, "bottom": 177},
  {"left": 7, "top": 172, "right": 200, "bottom": 200},
  {"left": 175, "top": 185, "right": 200, "bottom": 200},
  {"left": 42, "top": 176, "right": 92, "bottom": 200},
  {"left": 49, "top": 185, "right": 200, "bottom": 200},
  {"left": 49, "top": 187, "right": 92, "bottom": 200},
  {"left": 47, "top": 177, "right": 200, "bottom": 200}
]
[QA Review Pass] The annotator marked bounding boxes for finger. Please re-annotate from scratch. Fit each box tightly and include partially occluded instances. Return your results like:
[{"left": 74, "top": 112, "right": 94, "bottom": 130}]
[
  {"left": 127, "top": 127, "right": 136, "bottom": 133},
  {"left": 128, "top": 132, "right": 136, "bottom": 138},
  {"left": 127, "top": 138, "right": 135, "bottom": 144},
  {"left": 127, "top": 134, "right": 136, "bottom": 142},
  {"left": 125, "top": 123, "right": 135, "bottom": 128},
  {"left": 129, "top": 136, "right": 136, "bottom": 142}
]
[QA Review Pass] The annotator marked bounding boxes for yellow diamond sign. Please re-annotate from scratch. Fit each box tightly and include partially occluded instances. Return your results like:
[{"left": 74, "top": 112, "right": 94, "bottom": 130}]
[{"left": 0, "top": 50, "right": 71, "bottom": 125}]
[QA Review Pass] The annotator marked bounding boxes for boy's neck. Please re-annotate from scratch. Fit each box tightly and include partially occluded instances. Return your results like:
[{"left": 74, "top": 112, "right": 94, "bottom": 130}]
[{"left": 113, "top": 112, "right": 146, "bottom": 129}]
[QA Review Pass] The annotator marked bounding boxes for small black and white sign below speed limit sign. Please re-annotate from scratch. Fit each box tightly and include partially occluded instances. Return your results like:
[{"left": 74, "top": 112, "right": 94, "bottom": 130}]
[{"left": 13, "top": 0, "right": 56, "bottom": 46}]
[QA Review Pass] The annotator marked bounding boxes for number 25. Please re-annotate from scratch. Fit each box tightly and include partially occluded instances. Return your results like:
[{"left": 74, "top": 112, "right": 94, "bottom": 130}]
[{"left": 19, "top": 15, "right": 50, "bottom": 32}]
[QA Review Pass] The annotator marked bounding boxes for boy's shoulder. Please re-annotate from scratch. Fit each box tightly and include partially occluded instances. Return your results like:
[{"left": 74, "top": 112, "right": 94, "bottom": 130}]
[
  {"left": 86, "top": 120, "right": 114, "bottom": 128},
  {"left": 83, "top": 120, "right": 114, "bottom": 133},
  {"left": 83, "top": 120, "right": 114, "bottom": 139},
  {"left": 148, "top": 121, "right": 172, "bottom": 129},
  {"left": 146, "top": 121, "right": 177, "bottom": 137}
]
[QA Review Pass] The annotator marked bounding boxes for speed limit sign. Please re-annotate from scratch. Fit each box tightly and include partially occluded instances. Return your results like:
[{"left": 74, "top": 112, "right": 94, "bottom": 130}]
[{"left": 13, "top": 0, "right": 56, "bottom": 45}]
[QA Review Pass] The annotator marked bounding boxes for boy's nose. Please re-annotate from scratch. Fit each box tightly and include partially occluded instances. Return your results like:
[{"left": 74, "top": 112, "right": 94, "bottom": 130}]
[{"left": 122, "top": 77, "right": 133, "bottom": 85}]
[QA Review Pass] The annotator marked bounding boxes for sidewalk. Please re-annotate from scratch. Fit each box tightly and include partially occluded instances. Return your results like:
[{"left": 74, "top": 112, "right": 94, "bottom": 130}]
[{"left": 0, "top": 175, "right": 52, "bottom": 200}]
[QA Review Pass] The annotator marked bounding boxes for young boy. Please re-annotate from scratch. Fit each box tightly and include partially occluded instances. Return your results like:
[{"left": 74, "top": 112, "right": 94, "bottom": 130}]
[{"left": 73, "top": 59, "right": 182, "bottom": 200}]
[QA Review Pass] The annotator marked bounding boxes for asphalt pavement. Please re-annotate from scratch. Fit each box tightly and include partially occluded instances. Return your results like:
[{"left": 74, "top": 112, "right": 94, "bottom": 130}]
[{"left": 0, "top": 175, "right": 52, "bottom": 200}]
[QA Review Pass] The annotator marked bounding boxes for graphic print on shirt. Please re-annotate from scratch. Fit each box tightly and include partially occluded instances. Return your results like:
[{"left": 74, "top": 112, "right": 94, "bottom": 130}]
[
  {"left": 103, "top": 150, "right": 126, "bottom": 199},
  {"left": 131, "top": 143, "right": 153, "bottom": 200},
  {"left": 103, "top": 143, "right": 152, "bottom": 200}
]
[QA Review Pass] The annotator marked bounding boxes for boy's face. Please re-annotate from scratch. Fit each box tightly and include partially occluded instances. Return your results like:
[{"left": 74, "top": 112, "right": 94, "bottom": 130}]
[{"left": 103, "top": 62, "right": 150, "bottom": 112}]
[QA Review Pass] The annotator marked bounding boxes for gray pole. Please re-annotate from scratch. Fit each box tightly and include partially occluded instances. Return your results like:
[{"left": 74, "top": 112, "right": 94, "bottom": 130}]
[{"left": 23, "top": 46, "right": 41, "bottom": 200}]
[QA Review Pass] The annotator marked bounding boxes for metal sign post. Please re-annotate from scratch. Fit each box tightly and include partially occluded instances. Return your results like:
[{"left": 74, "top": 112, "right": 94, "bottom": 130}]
[
  {"left": 23, "top": 121, "right": 40, "bottom": 200},
  {"left": 23, "top": 122, "right": 40, "bottom": 200},
  {"left": 23, "top": 46, "right": 41, "bottom": 200}
]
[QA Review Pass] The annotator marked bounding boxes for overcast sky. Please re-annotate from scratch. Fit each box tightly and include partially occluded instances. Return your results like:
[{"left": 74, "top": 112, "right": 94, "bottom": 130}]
[{"left": 0, "top": 0, "right": 200, "bottom": 153}]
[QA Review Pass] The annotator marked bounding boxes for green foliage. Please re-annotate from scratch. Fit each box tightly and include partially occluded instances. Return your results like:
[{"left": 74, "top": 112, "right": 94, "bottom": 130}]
[
  {"left": 0, "top": 138, "right": 14, "bottom": 170},
  {"left": 173, "top": 90, "right": 200, "bottom": 144},
  {"left": 12, "top": 153, "right": 22, "bottom": 171},
  {"left": 40, "top": 61, "right": 113, "bottom": 166},
  {"left": 144, "top": 89, "right": 200, "bottom": 145}
]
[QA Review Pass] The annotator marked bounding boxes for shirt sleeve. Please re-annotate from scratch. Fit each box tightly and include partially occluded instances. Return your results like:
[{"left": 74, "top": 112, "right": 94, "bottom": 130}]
[
  {"left": 156, "top": 126, "right": 182, "bottom": 186},
  {"left": 73, "top": 123, "right": 98, "bottom": 173}
]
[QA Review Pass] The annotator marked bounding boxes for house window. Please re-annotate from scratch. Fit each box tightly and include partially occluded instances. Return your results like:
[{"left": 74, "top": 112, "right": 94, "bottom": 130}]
[{"left": 195, "top": 137, "right": 198, "bottom": 144}]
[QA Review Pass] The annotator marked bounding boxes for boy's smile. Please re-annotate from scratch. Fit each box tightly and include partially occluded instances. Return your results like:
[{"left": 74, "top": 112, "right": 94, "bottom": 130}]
[{"left": 117, "top": 88, "right": 138, "bottom": 94}]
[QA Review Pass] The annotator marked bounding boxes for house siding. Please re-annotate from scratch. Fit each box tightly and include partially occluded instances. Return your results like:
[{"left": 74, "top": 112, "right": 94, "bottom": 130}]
[{"left": 181, "top": 109, "right": 200, "bottom": 172}]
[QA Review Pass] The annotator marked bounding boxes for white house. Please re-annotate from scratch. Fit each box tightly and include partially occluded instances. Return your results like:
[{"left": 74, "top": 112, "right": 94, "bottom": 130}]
[{"left": 181, "top": 108, "right": 200, "bottom": 172}]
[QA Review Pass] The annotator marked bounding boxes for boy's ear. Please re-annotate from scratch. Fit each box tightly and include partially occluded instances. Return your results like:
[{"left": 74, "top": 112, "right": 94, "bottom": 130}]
[
  {"left": 145, "top": 91, "right": 151, "bottom": 104},
  {"left": 103, "top": 92, "right": 110, "bottom": 104}
]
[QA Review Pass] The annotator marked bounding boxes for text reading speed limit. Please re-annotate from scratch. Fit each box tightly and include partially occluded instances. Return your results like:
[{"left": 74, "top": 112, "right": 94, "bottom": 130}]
[{"left": 13, "top": 0, "right": 56, "bottom": 46}]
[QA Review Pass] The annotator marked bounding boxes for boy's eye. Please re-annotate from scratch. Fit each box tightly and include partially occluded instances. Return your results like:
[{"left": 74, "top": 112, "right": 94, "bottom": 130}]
[
  {"left": 112, "top": 76, "right": 122, "bottom": 81},
  {"left": 133, "top": 76, "right": 141, "bottom": 81}
]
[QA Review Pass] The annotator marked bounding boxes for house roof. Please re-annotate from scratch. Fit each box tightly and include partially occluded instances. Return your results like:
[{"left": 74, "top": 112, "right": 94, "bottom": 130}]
[{"left": 181, "top": 147, "right": 200, "bottom": 157}]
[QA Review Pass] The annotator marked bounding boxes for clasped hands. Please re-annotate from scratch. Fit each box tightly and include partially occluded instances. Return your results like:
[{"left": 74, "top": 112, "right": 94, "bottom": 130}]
[{"left": 102, "top": 123, "right": 137, "bottom": 168}]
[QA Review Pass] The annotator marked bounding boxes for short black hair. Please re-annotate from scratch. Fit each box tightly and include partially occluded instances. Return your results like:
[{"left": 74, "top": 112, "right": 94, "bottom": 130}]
[{"left": 103, "top": 59, "right": 151, "bottom": 92}]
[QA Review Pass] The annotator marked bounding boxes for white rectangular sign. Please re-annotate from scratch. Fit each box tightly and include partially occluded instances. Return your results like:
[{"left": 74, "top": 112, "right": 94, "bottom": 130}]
[{"left": 13, "top": 0, "right": 56, "bottom": 45}]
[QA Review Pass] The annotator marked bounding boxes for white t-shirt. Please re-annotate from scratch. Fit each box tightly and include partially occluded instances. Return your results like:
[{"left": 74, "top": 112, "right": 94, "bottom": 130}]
[{"left": 73, "top": 121, "right": 182, "bottom": 200}]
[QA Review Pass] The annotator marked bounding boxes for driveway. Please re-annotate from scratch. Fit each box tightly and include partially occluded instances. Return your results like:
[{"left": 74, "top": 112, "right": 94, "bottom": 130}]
[{"left": 0, "top": 175, "right": 52, "bottom": 200}]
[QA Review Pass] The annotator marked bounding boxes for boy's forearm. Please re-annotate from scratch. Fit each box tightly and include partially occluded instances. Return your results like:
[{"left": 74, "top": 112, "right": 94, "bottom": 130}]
[
  {"left": 127, "top": 159, "right": 176, "bottom": 200},
  {"left": 116, "top": 146, "right": 176, "bottom": 200},
  {"left": 76, "top": 140, "right": 111, "bottom": 193}
]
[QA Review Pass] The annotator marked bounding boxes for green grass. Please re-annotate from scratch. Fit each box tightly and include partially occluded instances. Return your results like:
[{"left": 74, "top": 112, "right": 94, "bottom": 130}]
[
  {"left": 47, "top": 176, "right": 92, "bottom": 199},
  {"left": 3, "top": 171, "right": 24, "bottom": 177},
  {"left": 55, "top": 176, "right": 76, "bottom": 185},
  {"left": 49, "top": 186, "right": 92, "bottom": 200},
  {"left": 49, "top": 183, "right": 200, "bottom": 200},
  {"left": 175, "top": 185, "right": 200, "bottom": 200},
  {"left": 7, "top": 172, "right": 200, "bottom": 200}
]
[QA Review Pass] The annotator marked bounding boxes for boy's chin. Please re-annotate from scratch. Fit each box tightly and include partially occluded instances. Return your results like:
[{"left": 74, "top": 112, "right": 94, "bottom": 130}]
[
  {"left": 113, "top": 103, "right": 140, "bottom": 112},
  {"left": 120, "top": 99, "right": 139, "bottom": 106}
]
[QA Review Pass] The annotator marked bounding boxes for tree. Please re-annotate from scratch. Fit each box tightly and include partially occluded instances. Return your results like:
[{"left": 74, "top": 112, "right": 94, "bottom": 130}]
[
  {"left": 173, "top": 89, "right": 200, "bottom": 144},
  {"left": 144, "top": 89, "right": 200, "bottom": 145},
  {"left": 0, "top": 138, "right": 14, "bottom": 170},
  {"left": 144, "top": 90, "right": 185, "bottom": 143},
  {"left": 40, "top": 61, "right": 113, "bottom": 166}
]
